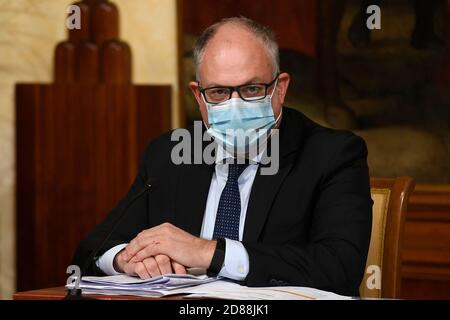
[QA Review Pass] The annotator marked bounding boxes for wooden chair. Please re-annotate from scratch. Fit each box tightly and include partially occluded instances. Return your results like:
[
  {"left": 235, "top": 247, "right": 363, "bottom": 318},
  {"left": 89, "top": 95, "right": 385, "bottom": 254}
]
[{"left": 359, "top": 177, "right": 415, "bottom": 299}]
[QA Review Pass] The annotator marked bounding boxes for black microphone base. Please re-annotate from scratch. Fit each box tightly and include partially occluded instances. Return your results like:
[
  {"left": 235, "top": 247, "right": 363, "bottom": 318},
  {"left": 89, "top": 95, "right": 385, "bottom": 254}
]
[{"left": 64, "top": 288, "right": 97, "bottom": 300}]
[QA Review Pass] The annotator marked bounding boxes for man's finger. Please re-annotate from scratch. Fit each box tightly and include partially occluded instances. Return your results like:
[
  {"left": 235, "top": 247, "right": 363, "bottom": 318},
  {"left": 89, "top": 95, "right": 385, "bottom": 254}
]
[
  {"left": 134, "top": 262, "right": 151, "bottom": 279},
  {"left": 123, "top": 230, "right": 163, "bottom": 262},
  {"left": 172, "top": 261, "right": 187, "bottom": 275},
  {"left": 131, "top": 237, "right": 166, "bottom": 262},
  {"left": 142, "top": 257, "right": 162, "bottom": 278},
  {"left": 123, "top": 238, "right": 144, "bottom": 261},
  {"left": 124, "top": 224, "right": 175, "bottom": 261},
  {"left": 124, "top": 236, "right": 156, "bottom": 261},
  {"left": 122, "top": 261, "right": 135, "bottom": 276},
  {"left": 155, "top": 255, "right": 172, "bottom": 275},
  {"left": 133, "top": 245, "right": 157, "bottom": 262}
]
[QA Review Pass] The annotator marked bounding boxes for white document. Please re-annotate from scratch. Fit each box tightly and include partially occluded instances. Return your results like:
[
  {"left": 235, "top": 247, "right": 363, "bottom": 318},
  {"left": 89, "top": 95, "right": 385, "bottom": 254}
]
[
  {"left": 72, "top": 274, "right": 351, "bottom": 300},
  {"left": 172, "top": 281, "right": 352, "bottom": 300}
]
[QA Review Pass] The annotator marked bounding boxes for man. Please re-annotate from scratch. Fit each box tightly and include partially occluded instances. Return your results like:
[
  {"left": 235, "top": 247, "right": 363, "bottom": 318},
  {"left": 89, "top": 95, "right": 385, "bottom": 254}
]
[{"left": 72, "top": 17, "right": 372, "bottom": 296}]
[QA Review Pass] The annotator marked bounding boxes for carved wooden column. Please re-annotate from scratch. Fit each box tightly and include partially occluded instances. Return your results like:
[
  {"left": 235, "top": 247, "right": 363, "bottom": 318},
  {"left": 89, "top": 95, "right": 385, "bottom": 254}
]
[{"left": 16, "top": 0, "right": 171, "bottom": 291}]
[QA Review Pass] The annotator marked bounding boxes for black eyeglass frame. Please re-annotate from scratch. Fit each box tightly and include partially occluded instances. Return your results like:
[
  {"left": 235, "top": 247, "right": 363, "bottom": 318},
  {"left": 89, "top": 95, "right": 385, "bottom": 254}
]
[{"left": 198, "top": 74, "right": 280, "bottom": 104}]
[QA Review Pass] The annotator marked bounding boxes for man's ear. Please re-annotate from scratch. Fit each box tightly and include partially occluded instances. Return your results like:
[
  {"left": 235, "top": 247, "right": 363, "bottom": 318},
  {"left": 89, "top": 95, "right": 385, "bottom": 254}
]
[
  {"left": 276, "top": 72, "right": 290, "bottom": 105},
  {"left": 189, "top": 81, "right": 204, "bottom": 109},
  {"left": 190, "top": 80, "right": 210, "bottom": 127}
]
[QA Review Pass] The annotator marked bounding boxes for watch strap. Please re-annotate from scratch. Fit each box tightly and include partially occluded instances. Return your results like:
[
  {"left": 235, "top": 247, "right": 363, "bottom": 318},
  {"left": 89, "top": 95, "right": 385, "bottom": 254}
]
[{"left": 207, "top": 238, "right": 226, "bottom": 277}]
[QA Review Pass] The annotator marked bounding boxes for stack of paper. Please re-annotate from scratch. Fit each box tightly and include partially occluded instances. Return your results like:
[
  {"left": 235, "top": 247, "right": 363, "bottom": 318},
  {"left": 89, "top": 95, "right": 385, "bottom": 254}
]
[
  {"left": 173, "top": 281, "right": 352, "bottom": 300},
  {"left": 71, "top": 274, "right": 351, "bottom": 300},
  {"left": 76, "top": 274, "right": 218, "bottom": 297}
]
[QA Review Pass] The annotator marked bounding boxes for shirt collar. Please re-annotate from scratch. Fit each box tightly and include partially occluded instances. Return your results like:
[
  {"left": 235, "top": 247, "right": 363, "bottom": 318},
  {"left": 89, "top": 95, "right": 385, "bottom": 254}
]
[{"left": 215, "top": 144, "right": 265, "bottom": 165}]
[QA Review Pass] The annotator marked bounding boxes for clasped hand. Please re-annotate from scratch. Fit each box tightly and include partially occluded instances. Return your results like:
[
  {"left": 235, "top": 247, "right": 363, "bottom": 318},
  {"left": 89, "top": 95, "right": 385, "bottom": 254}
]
[{"left": 113, "top": 223, "right": 216, "bottom": 279}]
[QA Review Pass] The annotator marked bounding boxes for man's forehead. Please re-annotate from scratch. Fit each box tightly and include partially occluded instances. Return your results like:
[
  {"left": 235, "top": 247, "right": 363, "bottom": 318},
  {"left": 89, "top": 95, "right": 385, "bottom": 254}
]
[
  {"left": 205, "top": 24, "right": 265, "bottom": 55},
  {"left": 199, "top": 26, "right": 273, "bottom": 87},
  {"left": 199, "top": 65, "right": 273, "bottom": 87},
  {"left": 204, "top": 76, "right": 270, "bottom": 88}
]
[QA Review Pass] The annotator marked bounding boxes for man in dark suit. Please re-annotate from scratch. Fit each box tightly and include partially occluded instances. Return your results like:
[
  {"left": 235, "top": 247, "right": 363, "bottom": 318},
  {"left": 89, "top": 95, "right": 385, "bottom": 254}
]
[{"left": 72, "top": 17, "right": 372, "bottom": 297}]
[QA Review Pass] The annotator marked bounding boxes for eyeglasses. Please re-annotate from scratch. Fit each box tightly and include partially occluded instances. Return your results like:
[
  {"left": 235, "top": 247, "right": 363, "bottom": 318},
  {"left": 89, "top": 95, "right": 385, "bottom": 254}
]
[{"left": 199, "top": 75, "right": 279, "bottom": 104}]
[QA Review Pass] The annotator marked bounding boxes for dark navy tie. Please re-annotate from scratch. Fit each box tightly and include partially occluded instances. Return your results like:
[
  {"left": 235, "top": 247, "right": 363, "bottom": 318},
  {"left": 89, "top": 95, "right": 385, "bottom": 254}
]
[{"left": 212, "top": 163, "right": 248, "bottom": 240}]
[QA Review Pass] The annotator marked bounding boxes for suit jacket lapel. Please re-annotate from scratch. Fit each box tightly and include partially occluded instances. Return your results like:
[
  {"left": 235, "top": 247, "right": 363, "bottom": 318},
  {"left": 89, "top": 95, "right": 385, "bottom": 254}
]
[
  {"left": 172, "top": 124, "right": 215, "bottom": 236},
  {"left": 243, "top": 160, "right": 293, "bottom": 242},
  {"left": 173, "top": 161, "right": 214, "bottom": 236},
  {"left": 243, "top": 107, "right": 304, "bottom": 242}
]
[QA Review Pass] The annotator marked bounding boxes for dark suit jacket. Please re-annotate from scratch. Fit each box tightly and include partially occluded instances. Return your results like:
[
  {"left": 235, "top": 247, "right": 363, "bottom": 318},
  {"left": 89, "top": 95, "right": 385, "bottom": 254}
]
[{"left": 72, "top": 107, "right": 372, "bottom": 296}]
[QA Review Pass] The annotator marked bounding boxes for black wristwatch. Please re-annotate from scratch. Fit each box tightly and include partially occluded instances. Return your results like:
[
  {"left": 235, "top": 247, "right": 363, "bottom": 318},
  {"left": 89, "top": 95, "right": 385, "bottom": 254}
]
[{"left": 207, "top": 238, "right": 226, "bottom": 277}]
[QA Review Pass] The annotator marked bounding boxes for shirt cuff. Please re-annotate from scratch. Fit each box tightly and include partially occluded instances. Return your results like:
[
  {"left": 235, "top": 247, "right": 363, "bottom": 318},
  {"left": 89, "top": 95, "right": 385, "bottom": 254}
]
[
  {"left": 95, "top": 243, "right": 128, "bottom": 276},
  {"left": 218, "top": 239, "right": 249, "bottom": 281}
]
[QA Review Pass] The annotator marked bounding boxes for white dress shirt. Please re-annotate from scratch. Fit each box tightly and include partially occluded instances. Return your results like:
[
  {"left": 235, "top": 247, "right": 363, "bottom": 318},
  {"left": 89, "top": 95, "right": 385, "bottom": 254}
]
[{"left": 97, "top": 146, "right": 260, "bottom": 281}]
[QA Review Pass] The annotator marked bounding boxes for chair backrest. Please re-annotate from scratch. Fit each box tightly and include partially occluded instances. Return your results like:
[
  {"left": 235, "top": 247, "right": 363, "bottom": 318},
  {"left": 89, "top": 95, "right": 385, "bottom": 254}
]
[{"left": 359, "top": 177, "right": 415, "bottom": 299}]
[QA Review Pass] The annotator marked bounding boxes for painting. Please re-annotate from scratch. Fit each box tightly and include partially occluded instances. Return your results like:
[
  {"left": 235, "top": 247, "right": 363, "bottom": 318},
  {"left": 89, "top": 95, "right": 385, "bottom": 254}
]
[{"left": 180, "top": 0, "right": 450, "bottom": 184}]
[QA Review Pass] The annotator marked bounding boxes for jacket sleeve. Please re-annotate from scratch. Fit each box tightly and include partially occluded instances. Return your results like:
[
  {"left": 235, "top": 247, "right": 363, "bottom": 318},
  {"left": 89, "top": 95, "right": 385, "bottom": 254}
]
[{"left": 242, "top": 134, "right": 373, "bottom": 297}]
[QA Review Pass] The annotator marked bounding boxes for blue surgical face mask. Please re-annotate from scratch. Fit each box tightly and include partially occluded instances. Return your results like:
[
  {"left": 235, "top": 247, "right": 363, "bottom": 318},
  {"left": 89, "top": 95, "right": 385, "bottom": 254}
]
[{"left": 204, "top": 80, "right": 281, "bottom": 152}]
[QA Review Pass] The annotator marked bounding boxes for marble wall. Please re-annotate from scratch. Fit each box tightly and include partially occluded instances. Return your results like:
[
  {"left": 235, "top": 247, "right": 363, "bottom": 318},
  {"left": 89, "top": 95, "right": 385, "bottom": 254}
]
[{"left": 0, "top": 0, "right": 179, "bottom": 299}]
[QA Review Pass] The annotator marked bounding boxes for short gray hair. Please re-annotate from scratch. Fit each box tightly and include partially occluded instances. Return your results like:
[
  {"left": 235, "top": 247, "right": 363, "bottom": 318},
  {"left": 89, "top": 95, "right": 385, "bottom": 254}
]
[{"left": 193, "top": 16, "right": 280, "bottom": 81}]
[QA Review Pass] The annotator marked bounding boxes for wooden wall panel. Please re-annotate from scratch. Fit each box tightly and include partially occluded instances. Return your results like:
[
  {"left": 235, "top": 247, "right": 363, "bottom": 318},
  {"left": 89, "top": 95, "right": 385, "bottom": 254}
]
[
  {"left": 401, "top": 185, "right": 450, "bottom": 299},
  {"left": 16, "top": 84, "right": 171, "bottom": 291},
  {"left": 15, "top": 0, "right": 174, "bottom": 292}
]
